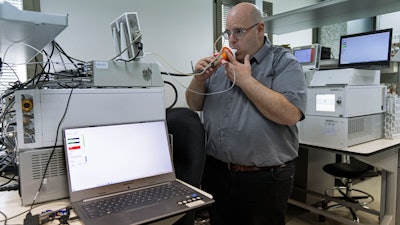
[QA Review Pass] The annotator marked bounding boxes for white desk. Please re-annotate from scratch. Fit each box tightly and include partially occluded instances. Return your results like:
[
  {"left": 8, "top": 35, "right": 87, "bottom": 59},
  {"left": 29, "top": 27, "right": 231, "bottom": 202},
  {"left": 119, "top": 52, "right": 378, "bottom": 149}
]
[
  {"left": 0, "top": 189, "right": 75, "bottom": 224},
  {"left": 293, "top": 138, "right": 400, "bottom": 225},
  {"left": 0, "top": 184, "right": 183, "bottom": 225}
]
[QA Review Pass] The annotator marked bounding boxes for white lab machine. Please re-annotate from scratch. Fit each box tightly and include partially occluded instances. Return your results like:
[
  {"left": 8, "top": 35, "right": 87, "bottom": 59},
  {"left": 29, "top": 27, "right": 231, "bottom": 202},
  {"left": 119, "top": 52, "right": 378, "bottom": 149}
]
[
  {"left": 15, "top": 87, "right": 166, "bottom": 205},
  {"left": 299, "top": 68, "right": 386, "bottom": 150},
  {"left": 14, "top": 88, "right": 165, "bottom": 150},
  {"left": 1, "top": 7, "right": 171, "bottom": 205},
  {"left": 292, "top": 44, "right": 335, "bottom": 86}
]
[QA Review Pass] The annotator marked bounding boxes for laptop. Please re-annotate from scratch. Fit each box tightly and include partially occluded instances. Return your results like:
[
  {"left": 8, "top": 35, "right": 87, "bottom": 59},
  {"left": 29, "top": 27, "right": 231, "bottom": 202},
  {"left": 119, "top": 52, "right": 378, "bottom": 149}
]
[{"left": 63, "top": 120, "right": 214, "bottom": 225}]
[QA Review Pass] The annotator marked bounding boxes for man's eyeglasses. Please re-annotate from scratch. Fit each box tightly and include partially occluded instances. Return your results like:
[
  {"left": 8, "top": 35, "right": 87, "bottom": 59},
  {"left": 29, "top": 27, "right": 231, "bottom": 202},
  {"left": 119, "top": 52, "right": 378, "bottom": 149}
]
[{"left": 222, "top": 23, "right": 259, "bottom": 39}]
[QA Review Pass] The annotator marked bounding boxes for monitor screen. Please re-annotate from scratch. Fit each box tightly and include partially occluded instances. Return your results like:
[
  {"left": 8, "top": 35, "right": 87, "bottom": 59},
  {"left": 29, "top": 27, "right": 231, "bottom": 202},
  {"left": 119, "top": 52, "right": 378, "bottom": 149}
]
[
  {"left": 338, "top": 28, "right": 392, "bottom": 68},
  {"left": 292, "top": 44, "right": 321, "bottom": 70},
  {"left": 294, "top": 48, "right": 314, "bottom": 64}
]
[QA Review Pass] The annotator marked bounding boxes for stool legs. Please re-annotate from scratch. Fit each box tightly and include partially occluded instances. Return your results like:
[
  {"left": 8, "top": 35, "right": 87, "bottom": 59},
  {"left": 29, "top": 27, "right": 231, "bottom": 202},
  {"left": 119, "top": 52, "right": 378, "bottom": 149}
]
[{"left": 319, "top": 178, "right": 374, "bottom": 223}]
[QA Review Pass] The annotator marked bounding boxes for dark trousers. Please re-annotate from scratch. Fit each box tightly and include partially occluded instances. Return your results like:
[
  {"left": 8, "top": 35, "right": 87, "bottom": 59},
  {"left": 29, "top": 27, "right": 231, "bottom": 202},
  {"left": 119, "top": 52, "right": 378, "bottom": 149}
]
[{"left": 202, "top": 156, "right": 295, "bottom": 225}]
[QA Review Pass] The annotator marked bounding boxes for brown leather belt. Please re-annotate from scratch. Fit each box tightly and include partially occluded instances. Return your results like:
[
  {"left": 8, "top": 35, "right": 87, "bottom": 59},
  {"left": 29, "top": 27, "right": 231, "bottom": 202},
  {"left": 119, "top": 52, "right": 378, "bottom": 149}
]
[
  {"left": 208, "top": 156, "right": 292, "bottom": 172},
  {"left": 227, "top": 162, "right": 288, "bottom": 172}
]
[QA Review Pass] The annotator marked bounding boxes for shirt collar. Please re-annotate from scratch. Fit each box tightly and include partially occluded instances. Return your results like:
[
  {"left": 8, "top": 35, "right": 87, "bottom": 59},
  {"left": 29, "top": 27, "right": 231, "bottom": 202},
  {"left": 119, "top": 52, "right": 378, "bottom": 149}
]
[{"left": 250, "top": 36, "right": 270, "bottom": 65}]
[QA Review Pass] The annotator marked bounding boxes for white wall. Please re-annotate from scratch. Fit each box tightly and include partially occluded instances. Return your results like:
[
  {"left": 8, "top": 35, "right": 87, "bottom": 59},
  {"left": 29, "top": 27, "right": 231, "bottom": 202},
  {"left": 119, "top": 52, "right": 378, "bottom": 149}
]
[
  {"left": 40, "top": 0, "right": 214, "bottom": 108},
  {"left": 268, "top": 0, "right": 318, "bottom": 48},
  {"left": 39, "top": 0, "right": 320, "bottom": 107},
  {"left": 269, "top": 0, "right": 319, "bottom": 14},
  {"left": 378, "top": 11, "right": 400, "bottom": 43}
]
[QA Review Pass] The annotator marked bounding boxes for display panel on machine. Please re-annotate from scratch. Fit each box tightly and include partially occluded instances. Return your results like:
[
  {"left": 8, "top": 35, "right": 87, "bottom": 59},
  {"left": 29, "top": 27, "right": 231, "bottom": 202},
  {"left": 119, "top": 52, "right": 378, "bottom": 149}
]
[
  {"left": 315, "top": 94, "right": 335, "bottom": 112},
  {"left": 294, "top": 48, "right": 314, "bottom": 64}
]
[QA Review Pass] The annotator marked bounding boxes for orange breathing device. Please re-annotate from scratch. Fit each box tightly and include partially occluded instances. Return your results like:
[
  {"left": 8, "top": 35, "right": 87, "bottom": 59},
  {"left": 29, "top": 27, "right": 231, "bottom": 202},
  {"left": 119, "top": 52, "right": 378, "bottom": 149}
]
[{"left": 213, "top": 46, "right": 237, "bottom": 66}]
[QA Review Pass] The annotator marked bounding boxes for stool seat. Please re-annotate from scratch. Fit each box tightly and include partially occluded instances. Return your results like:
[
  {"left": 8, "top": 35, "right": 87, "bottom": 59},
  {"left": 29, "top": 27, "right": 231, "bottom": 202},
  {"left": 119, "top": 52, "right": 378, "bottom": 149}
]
[
  {"left": 323, "top": 162, "right": 369, "bottom": 179},
  {"left": 320, "top": 160, "right": 378, "bottom": 223}
]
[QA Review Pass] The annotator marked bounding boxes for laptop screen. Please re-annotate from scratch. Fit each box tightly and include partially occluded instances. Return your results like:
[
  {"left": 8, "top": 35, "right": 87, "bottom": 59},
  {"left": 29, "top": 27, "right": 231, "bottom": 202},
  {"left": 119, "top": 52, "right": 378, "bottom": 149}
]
[{"left": 64, "top": 120, "right": 173, "bottom": 192}]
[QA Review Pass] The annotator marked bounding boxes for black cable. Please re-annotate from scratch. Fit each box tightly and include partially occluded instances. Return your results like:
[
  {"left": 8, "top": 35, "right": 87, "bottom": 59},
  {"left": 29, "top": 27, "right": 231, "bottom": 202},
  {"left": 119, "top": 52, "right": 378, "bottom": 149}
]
[
  {"left": 164, "top": 81, "right": 178, "bottom": 109},
  {"left": 13, "top": 54, "right": 48, "bottom": 90},
  {"left": 52, "top": 41, "right": 86, "bottom": 66},
  {"left": 0, "top": 152, "right": 16, "bottom": 173},
  {"left": 2, "top": 62, "right": 21, "bottom": 84},
  {"left": 0, "top": 183, "right": 19, "bottom": 191},
  {"left": 0, "top": 99, "right": 17, "bottom": 152},
  {"left": 28, "top": 88, "right": 74, "bottom": 212},
  {"left": 0, "top": 174, "right": 17, "bottom": 181},
  {"left": 0, "top": 151, "right": 10, "bottom": 164},
  {"left": 1, "top": 206, "right": 36, "bottom": 224},
  {"left": 160, "top": 71, "right": 189, "bottom": 77},
  {"left": 1, "top": 41, "right": 86, "bottom": 92},
  {"left": 23, "top": 212, "right": 39, "bottom": 225},
  {"left": 116, "top": 42, "right": 143, "bottom": 62},
  {"left": 0, "top": 174, "right": 17, "bottom": 187},
  {"left": 20, "top": 41, "right": 88, "bottom": 90},
  {"left": 0, "top": 210, "right": 8, "bottom": 225},
  {"left": 23, "top": 43, "right": 59, "bottom": 89}
]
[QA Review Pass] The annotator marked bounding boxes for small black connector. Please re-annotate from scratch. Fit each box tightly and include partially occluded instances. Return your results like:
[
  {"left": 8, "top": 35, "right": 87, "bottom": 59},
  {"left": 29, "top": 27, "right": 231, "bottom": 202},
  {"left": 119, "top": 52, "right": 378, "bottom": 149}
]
[
  {"left": 0, "top": 183, "right": 19, "bottom": 191},
  {"left": 23, "top": 212, "right": 40, "bottom": 225},
  {"left": 136, "top": 42, "right": 143, "bottom": 51}
]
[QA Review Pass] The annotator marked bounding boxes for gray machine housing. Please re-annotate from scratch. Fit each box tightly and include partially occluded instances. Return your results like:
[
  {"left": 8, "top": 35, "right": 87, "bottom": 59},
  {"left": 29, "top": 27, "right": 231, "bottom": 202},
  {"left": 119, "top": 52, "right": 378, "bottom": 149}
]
[
  {"left": 299, "top": 113, "right": 384, "bottom": 150},
  {"left": 89, "top": 59, "right": 164, "bottom": 88},
  {"left": 299, "top": 68, "right": 386, "bottom": 150},
  {"left": 15, "top": 87, "right": 165, "bottom": 205},
  {"left": 18, "top": 147, "right": 68, "bottom": 205},
  {"left": 306, "top": 85, "right": 386, "bottom": 117}
]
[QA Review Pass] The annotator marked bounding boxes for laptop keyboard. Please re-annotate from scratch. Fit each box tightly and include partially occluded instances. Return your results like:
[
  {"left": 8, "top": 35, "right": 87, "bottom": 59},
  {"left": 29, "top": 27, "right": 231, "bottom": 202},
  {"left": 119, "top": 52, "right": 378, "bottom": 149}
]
[{"left": 81, "top": 182, "right": 202, "bottom": 218}]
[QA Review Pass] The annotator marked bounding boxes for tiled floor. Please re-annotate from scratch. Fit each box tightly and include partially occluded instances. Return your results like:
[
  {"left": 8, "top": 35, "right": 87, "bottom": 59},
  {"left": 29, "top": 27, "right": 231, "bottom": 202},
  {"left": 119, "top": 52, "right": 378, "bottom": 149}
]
[
  {"left": 194, "top": 175, "right": 381, "bottom": 225},
  {"left": 286, "top": 175, "right": 381, "bottom": 225}
]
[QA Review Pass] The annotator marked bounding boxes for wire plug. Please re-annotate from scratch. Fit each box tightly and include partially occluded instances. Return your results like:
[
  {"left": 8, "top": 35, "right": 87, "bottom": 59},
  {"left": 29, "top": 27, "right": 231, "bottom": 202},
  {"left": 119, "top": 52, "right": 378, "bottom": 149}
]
[
  {"left": 0, "top": 183, "right": 19, "bottom": 191},
  {"left": 23, "top": 212, "right": 40, "bottom": 225},
  {"left": 136, "top": 42, "right": 143, "bottom": 51}
]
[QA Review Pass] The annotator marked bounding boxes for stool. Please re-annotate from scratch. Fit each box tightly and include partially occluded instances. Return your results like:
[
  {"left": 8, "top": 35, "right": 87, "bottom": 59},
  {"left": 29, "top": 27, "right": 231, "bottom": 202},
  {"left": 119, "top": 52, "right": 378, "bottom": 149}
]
[{"left": 320, "top": 158, "right": 377, "bottom": 223}]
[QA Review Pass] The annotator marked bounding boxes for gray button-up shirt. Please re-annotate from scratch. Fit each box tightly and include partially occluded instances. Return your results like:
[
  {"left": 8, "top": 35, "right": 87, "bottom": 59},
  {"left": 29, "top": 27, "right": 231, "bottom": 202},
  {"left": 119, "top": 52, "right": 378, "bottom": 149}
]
[{"left": 203, "top": 37, "right": 307, "bottom": 167}]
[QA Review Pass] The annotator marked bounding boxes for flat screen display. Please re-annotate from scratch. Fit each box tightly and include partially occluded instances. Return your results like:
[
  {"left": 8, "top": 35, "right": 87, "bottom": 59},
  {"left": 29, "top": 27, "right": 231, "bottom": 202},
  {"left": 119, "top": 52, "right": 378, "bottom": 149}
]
[
  {"left": 294, "top": 48, "right": 314, "bottom": 64},
  {"left": 316, "top": 94, "right": 335, "bottom": 112},
  {"left": 338, "top": 28, "right": 392, "bottom": 68}
]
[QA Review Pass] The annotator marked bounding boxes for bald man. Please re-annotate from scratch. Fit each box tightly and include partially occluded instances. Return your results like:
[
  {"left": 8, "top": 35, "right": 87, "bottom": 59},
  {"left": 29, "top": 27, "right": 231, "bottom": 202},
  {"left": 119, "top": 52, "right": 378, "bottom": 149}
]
[{"left": 186, "top": 3, "right": 307, "bottom": 225}]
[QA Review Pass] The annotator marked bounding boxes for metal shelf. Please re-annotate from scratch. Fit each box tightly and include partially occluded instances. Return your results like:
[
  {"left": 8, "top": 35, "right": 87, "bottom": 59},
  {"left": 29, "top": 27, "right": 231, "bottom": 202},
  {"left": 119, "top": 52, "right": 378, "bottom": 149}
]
[
  {"left": 0, "top": 2, "right": 68, "bottom": 64},
  {"left": 263, "top": 0, "right": 400, "bottom": 35}
]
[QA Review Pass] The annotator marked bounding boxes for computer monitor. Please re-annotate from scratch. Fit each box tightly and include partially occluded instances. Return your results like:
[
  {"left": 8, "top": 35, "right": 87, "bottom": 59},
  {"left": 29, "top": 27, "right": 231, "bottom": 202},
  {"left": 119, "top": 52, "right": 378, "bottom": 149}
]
[
  {"left": 338, "top": 28, "right": 392, "bottom": 69},
  {"left": 292, "top": 44, "right": 322, "bottom": 70},
  {"left": 110, "top": 12, "right": 143, "bottom": 61}
]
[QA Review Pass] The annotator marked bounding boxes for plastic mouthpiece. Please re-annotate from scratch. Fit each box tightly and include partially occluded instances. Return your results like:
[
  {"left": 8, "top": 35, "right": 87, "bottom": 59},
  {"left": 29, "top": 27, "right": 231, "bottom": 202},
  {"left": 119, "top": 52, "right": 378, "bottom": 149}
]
[
  {"left": 213, "top": 46, "right": 237, "bottom": 66},
  {"left": 220, "top": 46, "right": 237, "bottom": 61}
]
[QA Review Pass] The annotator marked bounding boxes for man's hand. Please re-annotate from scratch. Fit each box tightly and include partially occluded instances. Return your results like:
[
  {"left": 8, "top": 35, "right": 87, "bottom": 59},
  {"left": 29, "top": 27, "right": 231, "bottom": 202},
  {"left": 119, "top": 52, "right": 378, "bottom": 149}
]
[
  {"left": 224, "top": 51, "right": 253, "bottom": 87},
  {"left": 193, "top": 56, "right": 219, "bottom": 82}
]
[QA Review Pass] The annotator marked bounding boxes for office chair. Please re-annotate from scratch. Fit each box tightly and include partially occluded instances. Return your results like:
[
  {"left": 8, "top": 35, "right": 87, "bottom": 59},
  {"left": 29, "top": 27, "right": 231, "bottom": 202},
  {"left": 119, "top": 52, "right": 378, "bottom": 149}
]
[
  {"left": 319, "top": 156, "right": 378, "bottom": 223},
  {"left": 166, "top": 107, "right": 206, "bottom": 225}
]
